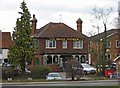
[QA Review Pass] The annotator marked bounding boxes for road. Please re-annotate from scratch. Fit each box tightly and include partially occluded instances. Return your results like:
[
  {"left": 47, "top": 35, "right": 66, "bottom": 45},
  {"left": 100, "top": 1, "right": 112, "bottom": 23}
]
[{"left": 2, "top": 80, "right": 119, "bottom": 88}]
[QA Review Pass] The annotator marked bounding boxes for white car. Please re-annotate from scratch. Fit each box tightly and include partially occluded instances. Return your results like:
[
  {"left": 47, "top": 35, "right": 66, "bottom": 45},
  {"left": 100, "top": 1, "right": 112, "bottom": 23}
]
[
  {"left": 81, "top": 63, "right": 96, "bottom": 75},
  {"left": 25, "top": 68, "right": 31, "bottom": 73},
  {"left": 46, "top": 72, "right": 62, "bottom": 80}
]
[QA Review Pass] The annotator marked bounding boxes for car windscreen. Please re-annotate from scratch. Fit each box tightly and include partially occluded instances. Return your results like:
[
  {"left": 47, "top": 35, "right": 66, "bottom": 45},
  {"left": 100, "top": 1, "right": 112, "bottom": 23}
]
[
  {"left": 48, "top": 73, "right": 60, "bottom": 77},
  {"left": 82, "top": 64, "right": 92, "bottom": 68}
]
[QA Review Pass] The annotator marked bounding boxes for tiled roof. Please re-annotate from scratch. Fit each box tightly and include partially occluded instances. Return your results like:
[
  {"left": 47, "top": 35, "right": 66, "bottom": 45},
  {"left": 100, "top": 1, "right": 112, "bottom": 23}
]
[
  {"left": 0, "top": 32, "right": 12, "bottom": 49},
  {"left": 89, "top": 29, "right": 120, "bottom": 41},
  {"left": 35, "top": 22, "right": 88, "bottom": 39}
]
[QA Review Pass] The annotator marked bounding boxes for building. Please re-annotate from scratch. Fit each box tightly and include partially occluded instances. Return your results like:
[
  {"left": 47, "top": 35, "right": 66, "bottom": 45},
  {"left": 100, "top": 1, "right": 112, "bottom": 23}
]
[
  {"left": 113, "top": 56, "right": 120, "bottom": 73},
  {"left": 89, "top": 29, "right": 120, "bottom": 66},
  {"left": 30, "top": 15, "right": 89, "bottom": 71},
  {"left": 0, "top": 32, "right": 12, "bottom": 65}
]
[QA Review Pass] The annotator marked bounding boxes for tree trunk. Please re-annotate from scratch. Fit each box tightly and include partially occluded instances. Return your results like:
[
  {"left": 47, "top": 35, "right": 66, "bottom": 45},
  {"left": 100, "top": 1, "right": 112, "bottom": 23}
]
[{"left": 72, "top": 75, "right": 74, "bottom": 80}]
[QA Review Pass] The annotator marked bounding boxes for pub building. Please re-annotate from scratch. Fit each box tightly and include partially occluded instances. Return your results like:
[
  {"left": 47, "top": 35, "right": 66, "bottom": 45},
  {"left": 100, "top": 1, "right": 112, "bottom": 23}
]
[{"left": 30, "top": 15, "right": 89, "bottom": 71}]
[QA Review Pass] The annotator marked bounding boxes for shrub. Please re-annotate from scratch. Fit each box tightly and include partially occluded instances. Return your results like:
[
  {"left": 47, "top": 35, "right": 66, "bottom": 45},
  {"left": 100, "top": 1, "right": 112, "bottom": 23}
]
[
  {"left": 31, "top": 65, "right": 51, "bottom": 79},
  {"left": 2, "top": 67, "right": 19, "bottom": 80},
  {"left": 65, "top": 60, "right": 84, "bottom": 80}
]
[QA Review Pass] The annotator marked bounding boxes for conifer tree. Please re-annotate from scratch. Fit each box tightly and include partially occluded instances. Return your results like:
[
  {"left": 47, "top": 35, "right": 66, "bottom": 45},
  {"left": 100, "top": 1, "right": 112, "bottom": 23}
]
[{"left": 8, "top": 1, "right": 36, "bottom": 72}]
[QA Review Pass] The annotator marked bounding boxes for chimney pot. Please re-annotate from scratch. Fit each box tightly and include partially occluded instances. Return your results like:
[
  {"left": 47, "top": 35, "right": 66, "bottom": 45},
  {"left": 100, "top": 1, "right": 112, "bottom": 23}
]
[
  {"left": 31, "top": 14, "right": 37, "bottom": 36},
  {"left": 76, "top": 18, "right": 83, "bottom": 33}
]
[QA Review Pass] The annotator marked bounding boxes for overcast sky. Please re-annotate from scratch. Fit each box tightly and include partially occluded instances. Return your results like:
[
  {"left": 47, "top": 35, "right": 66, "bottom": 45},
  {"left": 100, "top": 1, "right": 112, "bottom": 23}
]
[{"left": 0, "top": 0, "right": 119, "bottom": 35}]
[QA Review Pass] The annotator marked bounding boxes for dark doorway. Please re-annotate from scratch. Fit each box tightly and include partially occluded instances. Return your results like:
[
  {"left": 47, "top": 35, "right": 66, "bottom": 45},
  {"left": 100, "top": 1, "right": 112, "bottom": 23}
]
[{"left": 60, "top": 55, "right": 72, "bottom": 70}]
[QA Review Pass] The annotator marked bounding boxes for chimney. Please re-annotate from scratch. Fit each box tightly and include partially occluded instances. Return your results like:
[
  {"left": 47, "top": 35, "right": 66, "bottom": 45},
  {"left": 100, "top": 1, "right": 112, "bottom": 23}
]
[
  {"left": 31, "top": 14, "right": 37, "bottom": 36},
  {"left": 76, "top": 18, "right": 83, "bottom": 33}
]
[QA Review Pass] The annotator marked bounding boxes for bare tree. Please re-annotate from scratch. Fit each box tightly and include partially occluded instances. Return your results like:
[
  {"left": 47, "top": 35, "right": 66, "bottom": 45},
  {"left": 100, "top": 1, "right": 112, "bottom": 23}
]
[
  {"left": 65, "top": 60, "right": 83, "bottom": 80},
  {"left": 117, "top": 1, "right": 120, "bottom": 28},
  {"left": 113, "top": 18, "right": 119, "bottom": 29},
  {"left": 91, "top": 6, "right": 113, "bottom": 34},
  {"left": 90, "top": 7, "right": 113, "bottom": 76}
]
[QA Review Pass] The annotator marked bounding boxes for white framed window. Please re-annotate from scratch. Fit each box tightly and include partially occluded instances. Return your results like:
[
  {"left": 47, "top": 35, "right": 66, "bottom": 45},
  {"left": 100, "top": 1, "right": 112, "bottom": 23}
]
[
  {"left": 106, "top": 54, "right": 111, "bottom": 60},
  {"left": 46, "top": 40, "right": 56, "bottom": 48},
  {"left": 116, "top": 53, "right": 120, "bottom": 57},
  {"left": 53, "top": 56, "right": 59, "bottom": 64},
  {"left": 116, "top": 40, "right": 120, "bottom": 48},
  {"left": 34, "top": 39, "right": 39, "bottom": 48},
  {"left": 62, "top": 40, "right": 67, "bottom": 49},
  {"left": 0, "top": 48, "right": 2, "bottom": 54},
  {"left": 73, "top": 40, "right": 83, "bottom": 49},
  {"left": 106, "top": 40, "right": 111, "bottom": 48}
]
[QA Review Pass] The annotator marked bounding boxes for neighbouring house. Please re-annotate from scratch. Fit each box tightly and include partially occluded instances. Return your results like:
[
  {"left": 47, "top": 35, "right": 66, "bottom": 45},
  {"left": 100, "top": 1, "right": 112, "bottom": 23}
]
[
  {"left": 30, "top": 15, "right": 89, "bottom": 71},
  {"left": 0, "top": 31, "right": 12, "bottom": 65},
  {"left": 89, "top": 29, "right": 120, "bottom": 67},
  {"left": 113, "top": 56, "right": 120, "bottom": 73}
]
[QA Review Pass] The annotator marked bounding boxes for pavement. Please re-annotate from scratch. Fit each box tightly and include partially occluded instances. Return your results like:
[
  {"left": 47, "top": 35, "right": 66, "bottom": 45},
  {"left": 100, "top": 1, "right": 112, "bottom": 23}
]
[
  {"left": 59, "top": 72, "right": 96, "bottom": 80},
  {"left": 59, "top": 72, "right": 119, "bottom": 81},
  {"left": 1, "top": 72, "right": 119, "bottom": 85},
  {"left": 2, "top": 79, "right": 119, "bottom": 85}
]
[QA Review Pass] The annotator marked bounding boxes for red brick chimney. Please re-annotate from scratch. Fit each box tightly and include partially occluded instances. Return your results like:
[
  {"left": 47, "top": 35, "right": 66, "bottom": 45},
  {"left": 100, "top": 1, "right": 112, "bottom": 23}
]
[
  {"left": 76, "top": 18, "right": 83, "bottom": 33},
  {"left": 31, "top": 14, "right": 37, "bottom": 36}
]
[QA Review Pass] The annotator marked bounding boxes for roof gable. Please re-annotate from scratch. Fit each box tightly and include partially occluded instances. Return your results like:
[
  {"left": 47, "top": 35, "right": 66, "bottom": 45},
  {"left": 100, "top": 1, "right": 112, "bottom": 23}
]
[{"left": 35, "top": 22, "right": 88, "bottom": 39}]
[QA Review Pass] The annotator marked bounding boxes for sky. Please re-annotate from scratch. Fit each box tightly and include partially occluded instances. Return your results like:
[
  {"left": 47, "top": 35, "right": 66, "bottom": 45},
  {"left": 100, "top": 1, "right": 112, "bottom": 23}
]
[{"left": 0, "top": 0, "right": 120, "bottom": 36}]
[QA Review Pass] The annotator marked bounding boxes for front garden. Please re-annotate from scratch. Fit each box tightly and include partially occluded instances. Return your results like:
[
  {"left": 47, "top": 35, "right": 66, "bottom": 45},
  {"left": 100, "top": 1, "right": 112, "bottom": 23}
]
[{"left": 2, "top": 65, "right": 51, "bottom": 82}]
